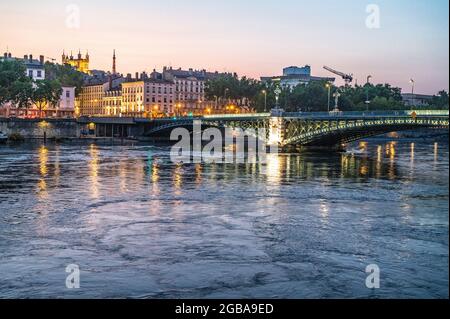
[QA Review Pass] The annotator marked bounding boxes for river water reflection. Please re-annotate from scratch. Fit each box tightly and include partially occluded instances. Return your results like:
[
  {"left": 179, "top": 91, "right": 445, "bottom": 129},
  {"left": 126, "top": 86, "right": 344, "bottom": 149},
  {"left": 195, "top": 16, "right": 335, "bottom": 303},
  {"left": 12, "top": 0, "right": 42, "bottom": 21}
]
[{"left": 0, "top": 138, "right": 448, "bottom": 298}]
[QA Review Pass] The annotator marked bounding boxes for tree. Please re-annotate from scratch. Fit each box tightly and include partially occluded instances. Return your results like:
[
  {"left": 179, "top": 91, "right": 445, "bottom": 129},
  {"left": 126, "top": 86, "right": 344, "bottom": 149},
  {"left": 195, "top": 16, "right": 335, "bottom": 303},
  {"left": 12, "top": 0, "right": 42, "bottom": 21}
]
[
  {"left": 9, "top": 80, "right": 34, "bottom": 109},
  {"left": 32, "top": 80, "right": 62, "bottom": 118},
  {"left": 44, "top": 62, "right": 85, "bottom": 96},
  {"left": 205, "top": 74, "right": 264, "bottom": 110},
  {"left": 0, "top": 59, "right": 32, "bottom": 106},
  {"left": 430, "top": 91, "right": 449, "bottom": 109}
]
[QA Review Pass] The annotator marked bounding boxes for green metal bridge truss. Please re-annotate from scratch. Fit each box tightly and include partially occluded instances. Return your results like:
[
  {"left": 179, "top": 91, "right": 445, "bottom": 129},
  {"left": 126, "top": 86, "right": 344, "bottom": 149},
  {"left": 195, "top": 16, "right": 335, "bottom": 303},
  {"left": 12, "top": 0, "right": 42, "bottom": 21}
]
[{"left": 145, "top": 110, "right": 449, "bottom": 147}]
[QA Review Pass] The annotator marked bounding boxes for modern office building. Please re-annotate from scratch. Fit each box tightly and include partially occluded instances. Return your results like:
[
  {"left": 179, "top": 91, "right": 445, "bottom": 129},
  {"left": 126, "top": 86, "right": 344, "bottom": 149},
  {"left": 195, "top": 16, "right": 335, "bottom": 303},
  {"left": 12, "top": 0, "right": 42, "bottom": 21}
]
[
  {"left": 402, "top": 93, "right": 434, "bottom": 107},
  {"left": 261, "top": 65, "right": 335, "bottom": 89}
]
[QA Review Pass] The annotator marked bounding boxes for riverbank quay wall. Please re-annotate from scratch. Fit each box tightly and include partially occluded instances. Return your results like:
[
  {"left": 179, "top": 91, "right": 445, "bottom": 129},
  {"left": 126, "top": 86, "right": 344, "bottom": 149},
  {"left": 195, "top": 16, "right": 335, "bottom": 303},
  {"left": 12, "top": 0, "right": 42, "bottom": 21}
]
[
  {"left": 0, "top": 117, "right": 144, "bottom": 139},
  {"left": 0, "top": 118, "right": 79, "bottom": 139}
]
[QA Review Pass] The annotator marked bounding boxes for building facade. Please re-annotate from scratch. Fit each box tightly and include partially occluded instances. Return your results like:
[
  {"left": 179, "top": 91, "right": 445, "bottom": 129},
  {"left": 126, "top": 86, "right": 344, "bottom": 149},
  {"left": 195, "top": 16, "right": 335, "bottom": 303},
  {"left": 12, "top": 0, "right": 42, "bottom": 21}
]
[
  {"left": 121, "top": 81, "right": 144, "bottom": 117},
  {"left": 144, "top": 79, "right": 175, "bottom": 115},
  {"left": 76, "top": 75, "right": 126, "bottom": 116},
  {"left": 103, "top": 90, "right": 122, "bottom": 116},
  {"left": 77, "top": 82, "right": 110, "bottom": 116},
  {"left": 120, "top": 79, "right": 176, "bottom": 117},
  {"left": 162, "top": 67, "right": 206, "bottom": 112},
  {"left": 402, "top": 93, "right": 434, "bottom": 107}
]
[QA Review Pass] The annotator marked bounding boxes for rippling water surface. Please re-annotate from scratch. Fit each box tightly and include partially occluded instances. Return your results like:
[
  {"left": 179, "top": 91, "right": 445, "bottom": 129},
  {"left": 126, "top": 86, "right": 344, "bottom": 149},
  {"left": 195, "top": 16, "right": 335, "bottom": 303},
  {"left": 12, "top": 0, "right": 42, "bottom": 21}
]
[{"left": 0, "top": 138, "right": 448, "bottom": 298}]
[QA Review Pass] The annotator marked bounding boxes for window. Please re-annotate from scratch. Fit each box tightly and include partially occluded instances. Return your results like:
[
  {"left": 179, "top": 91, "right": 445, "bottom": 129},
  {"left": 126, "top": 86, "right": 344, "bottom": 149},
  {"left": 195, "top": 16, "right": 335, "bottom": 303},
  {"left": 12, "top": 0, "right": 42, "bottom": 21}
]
[
  {"left": 28, "top": 70, "right": 33, "bottom": 77},
  {"left": 66, "top": 90, "right": 70, "bottom": 98},
  {"left": 37, "top": 70, "right": 42, "bottom": 78}
]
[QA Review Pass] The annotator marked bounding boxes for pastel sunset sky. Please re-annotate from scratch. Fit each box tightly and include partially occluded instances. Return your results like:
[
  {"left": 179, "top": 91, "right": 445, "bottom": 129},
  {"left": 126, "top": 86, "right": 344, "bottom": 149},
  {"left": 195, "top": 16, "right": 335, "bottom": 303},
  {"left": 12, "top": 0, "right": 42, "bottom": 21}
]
[{"left": 0, "top": 0, "right": 448, "bottom": 94}]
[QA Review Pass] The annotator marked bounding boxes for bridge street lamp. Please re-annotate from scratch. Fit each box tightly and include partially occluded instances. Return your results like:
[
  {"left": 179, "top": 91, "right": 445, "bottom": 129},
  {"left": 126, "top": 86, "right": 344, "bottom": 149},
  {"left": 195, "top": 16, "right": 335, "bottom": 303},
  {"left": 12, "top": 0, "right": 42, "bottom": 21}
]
[
  {"left": 261, "top": 90, "right": 267, "bottom": 112},
  {"left": 409, "top": 79, "right": 415, "bottom": 111},
  {"left": 274, "top": 87, "right": 282, "bottom": 109},
  {"left": 365, "top": 75, "right": 372, "bottom": 111},
  {"left": 325, "top": 83, "right": 331, "bottom": 112},
  {"left": 214, "top": 95, "right": 218, "bottom": 110}
]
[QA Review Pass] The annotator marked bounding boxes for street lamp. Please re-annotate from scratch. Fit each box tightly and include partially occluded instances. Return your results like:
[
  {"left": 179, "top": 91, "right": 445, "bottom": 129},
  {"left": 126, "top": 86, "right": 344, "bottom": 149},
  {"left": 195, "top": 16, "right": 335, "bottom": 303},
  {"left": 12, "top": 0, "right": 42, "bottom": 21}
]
[
  {"left": 213, "top": 95, "right": 218, "bottom": 110},
  {"left": 274, "top": 87, "right": 281, "bottom": 109},
  {"left": 325, "top": 83, "right": 331, "bottom": 112},
  {"left": 365, "top": 75, "right": 372, "bottom": 111},
  {"left": 409, "top": 79, "right": 415, "bottom": 110},
  {"left": 261, "top": 90, "right": 267, "bottom": 112}
]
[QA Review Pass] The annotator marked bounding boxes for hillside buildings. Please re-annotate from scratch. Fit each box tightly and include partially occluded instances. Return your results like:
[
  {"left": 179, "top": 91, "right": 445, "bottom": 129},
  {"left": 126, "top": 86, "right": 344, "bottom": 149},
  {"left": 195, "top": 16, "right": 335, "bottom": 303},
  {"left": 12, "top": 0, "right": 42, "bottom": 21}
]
[{"left": 0, "top": 51, "right": 75, "bottom": 118}]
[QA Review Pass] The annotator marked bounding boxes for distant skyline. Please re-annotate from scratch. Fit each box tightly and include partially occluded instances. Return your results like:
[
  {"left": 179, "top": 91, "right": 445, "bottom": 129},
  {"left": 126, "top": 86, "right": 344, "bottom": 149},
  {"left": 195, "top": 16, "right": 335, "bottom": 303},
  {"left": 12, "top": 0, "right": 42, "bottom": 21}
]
[{"left": 0, "top": 0, "right": 448, "bottom": 94}]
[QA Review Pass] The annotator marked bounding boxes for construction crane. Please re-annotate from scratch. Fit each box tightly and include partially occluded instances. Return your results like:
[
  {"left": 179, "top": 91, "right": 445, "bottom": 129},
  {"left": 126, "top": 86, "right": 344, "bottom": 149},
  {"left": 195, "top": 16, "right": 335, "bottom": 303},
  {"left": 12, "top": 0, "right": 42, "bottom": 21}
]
[
  {"left": 323, "top": 66, "right": 353, "bottom": 85},
  {"left": 46, "top": 56, "right": 56, "bottom": 63}
]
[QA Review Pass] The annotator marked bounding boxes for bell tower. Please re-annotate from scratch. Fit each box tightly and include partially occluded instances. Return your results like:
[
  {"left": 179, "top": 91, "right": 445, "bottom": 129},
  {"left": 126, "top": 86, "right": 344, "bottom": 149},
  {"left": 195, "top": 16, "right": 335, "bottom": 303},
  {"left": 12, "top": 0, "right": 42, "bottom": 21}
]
[{"left": 112, "top": 49, "right": 116, "bottom": 74}]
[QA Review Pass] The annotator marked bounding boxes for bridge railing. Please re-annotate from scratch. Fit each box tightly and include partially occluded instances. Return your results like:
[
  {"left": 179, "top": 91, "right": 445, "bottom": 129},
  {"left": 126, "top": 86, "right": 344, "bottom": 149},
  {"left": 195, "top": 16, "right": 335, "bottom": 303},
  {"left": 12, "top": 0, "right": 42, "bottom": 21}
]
[
  {"left": 203, "top": 113, "right": 271, "bottom": 119},
  {"left": 281, "top": 110, "right": 449, "bottom": 118}
]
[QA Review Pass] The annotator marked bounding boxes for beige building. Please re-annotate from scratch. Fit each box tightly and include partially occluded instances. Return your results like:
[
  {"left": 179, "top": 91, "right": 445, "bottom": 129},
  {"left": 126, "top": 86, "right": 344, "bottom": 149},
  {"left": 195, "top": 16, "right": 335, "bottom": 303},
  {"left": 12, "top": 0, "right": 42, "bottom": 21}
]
[
  {"left": 121, "top": 81, "right": 145, "bottom": 117},
  {"left": 103, "top": 90, "right": 122, "bottom": 116},
  {"left": 77, "top": 76, "right": 125, "bottom": 116},
  {"left": 121, "top": 79, "right": 175, "bottom": 117},
  {"left": 77, "top": 82, "right": 109, "bottom": 116}
]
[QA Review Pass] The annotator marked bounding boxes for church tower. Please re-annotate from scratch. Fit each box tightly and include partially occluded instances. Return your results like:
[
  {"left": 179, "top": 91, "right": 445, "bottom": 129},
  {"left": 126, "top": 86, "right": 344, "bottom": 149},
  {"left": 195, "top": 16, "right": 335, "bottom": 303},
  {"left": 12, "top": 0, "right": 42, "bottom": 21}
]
[
  {"left": 61, "top": 49, "right": 91, "bottom": 74},
  {"left": 112, "top": 49, "right": 116, "bottom": 74}
]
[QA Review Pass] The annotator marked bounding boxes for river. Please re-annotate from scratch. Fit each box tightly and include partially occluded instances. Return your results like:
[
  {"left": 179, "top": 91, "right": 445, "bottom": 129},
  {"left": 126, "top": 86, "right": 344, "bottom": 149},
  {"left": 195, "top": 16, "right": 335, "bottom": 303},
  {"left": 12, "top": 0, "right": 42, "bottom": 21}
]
[{"left": 0, "top": 138, "right": 448, "bottom": 298}]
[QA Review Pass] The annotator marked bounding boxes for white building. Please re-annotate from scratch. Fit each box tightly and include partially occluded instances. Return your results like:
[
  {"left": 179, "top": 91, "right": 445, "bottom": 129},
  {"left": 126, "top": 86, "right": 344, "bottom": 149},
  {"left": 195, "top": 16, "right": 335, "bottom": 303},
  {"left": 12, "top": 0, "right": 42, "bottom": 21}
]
[
  {"left": 59, "top": 87, "right": 76, "bottom": 110},
  {"left": 1, "top": 52, "right": 45, "bottom": 81},
  {"left": 24, "top": 55, "right": 45, "bottom": 81}
]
